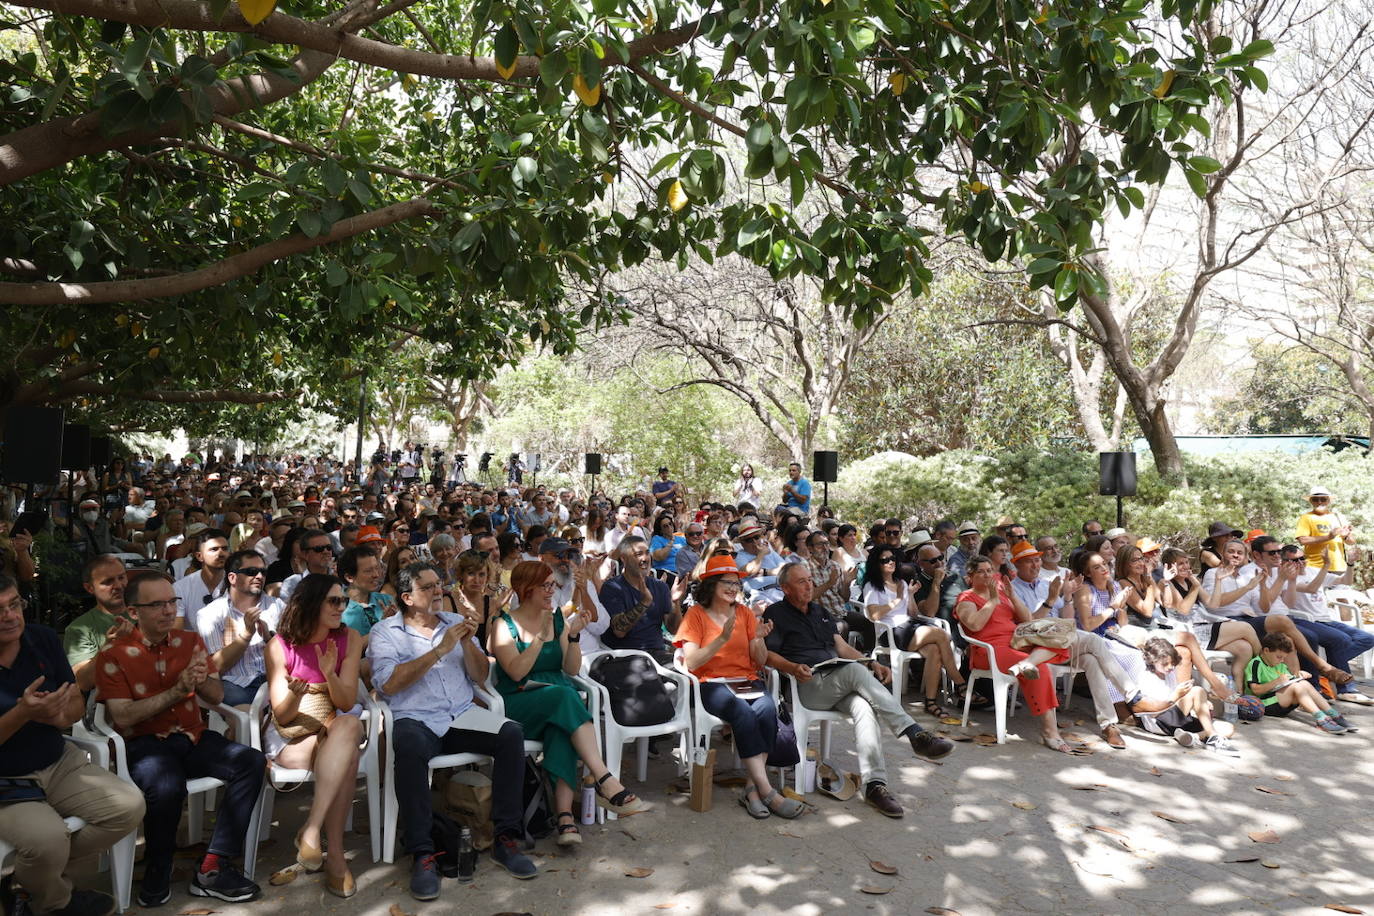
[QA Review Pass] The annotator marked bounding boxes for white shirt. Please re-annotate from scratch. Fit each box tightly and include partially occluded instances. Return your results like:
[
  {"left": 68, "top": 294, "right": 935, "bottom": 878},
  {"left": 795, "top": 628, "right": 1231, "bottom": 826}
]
[
  {"left": 551, "top": 574, "right": 610, "bottom": 653},
  {"left": 196, "top": 594, "right": 284, "bottom": 687},
  {"left": 174, "top": 569, "right": 226, "bottom": 632},
  {"left": 253, "top": 535, "right": 279, "bottom": 566},
  {"left": 280, "top": 572, "right": 305, "bottom": 604},
  {"left": 1289, "top": 569, "right": 1335, "bottom": 621},
  {"left": 863, "top": 582, "right": 908, "bottom": 628},
  {"left": 1200, "top": 567, "right": 1260, "bottom": 617}
]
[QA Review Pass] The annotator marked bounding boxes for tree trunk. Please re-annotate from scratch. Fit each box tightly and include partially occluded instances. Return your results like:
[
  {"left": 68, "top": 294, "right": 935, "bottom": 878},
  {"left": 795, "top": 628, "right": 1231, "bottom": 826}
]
[{"left": 1135, "top": 396, "right": 1185, "bottom": 480}]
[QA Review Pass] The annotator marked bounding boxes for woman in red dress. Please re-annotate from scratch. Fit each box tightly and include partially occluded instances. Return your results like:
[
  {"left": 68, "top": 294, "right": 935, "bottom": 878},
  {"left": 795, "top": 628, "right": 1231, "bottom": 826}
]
[{"left": 954, "top": 555, "right": 1078, "bottom": 753}]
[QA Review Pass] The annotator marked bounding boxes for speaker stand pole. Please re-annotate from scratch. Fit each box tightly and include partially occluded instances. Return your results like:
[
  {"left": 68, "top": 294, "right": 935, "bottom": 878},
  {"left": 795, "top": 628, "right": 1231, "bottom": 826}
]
[
  {"left": 1116, "top": 493, "right": 1124, "bottom": 530},
  {"left": 823, "top": 481, "right": 829, "bottom": 509}
]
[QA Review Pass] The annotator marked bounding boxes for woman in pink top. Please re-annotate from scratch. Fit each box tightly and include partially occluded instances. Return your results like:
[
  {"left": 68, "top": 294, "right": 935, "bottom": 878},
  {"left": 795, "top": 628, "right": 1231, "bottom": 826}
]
[{"left": 264, "top": 573, "right": 364, "bottom": 897}]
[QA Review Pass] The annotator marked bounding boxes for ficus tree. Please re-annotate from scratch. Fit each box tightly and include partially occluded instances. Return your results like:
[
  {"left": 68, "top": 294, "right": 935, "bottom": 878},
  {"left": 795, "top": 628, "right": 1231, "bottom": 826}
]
[{"left": 1, "top": 0, "right": 1239, "bottom": 440}]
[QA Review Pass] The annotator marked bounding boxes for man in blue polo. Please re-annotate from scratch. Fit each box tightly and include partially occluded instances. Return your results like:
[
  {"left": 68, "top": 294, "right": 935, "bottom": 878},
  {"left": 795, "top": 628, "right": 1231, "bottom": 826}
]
[{"left": 781, "top": 462, "right": 812, "bottom": 515}]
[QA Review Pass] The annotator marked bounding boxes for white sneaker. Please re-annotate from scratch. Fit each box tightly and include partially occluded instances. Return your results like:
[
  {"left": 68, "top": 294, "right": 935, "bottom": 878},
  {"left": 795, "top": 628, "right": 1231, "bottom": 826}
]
[
  {"left": 1204, "top": 735, "right": 1240, "bottom": 757},
  {"left": 1172, "top": 728, "right": 1198, "bottom": 748}
]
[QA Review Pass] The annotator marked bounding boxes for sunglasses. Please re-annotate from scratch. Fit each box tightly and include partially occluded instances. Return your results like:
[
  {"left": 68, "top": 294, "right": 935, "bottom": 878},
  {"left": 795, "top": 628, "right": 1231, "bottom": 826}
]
[
  {"left": 324, "top": 595, "right": 346, "bottom": 608},
  {"left": 304, "top": 544, "right": 332, "bottom": 554},
  {"left": 233, "top": 567, "right": 267, "bottom": 576}
]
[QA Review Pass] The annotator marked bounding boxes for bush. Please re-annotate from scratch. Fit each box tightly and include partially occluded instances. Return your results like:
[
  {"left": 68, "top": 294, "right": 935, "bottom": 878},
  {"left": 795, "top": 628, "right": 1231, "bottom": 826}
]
[{"left": 832, "top": 446, "right": 1374, "bottom": 564}]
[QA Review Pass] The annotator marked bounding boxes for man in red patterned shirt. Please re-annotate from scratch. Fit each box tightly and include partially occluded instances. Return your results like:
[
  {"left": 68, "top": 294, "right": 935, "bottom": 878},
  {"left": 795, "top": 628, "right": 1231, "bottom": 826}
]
[{"left": 95, "top": 572, "right": 265, "bottom": 908}]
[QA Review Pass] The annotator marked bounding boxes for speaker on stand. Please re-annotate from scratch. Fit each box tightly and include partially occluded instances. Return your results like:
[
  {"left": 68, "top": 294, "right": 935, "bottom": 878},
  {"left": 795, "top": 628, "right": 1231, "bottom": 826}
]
[
  {"left": 1098, "top": 451, "right": 1137, "bottom": 529},
  {"left": 812, "top": 450, "right": 839, "bottom": 508},
  {"left": 584, "top": 453, "right": 602, "bottom": 498}
]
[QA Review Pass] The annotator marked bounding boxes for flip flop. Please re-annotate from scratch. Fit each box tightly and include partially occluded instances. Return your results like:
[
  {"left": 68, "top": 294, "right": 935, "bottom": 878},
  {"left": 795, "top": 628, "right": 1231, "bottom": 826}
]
[{"left": 1325, "top": 667, "right": 1355, "bottom": 686}]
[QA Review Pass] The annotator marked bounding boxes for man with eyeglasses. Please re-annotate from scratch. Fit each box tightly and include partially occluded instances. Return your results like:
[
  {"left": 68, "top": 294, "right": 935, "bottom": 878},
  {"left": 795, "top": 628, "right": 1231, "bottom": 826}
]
[
  {"left": 278, "top": 530, "right": 336, "bottom": 604},
  {"left": 1035, "top": 535, "right": 1065, "bottom": 583},
  {"left": 674, "top": 524, "right": 706, "bottom": 582},
  {"left": 1296, "top": 485, "right": 1356, "bottom": 571},
  {"left": 63, "top": 555, "right": 135, "bottom": 693},
  {"left": 733, "top": 519, "right": 786, "bottom": 606},
  {"left": 0, "top": 572, "right": 145, "bottom": 916},
  {"left": 173, "top": 529, "right": 230, "bottom": 634},
  {"left": 1276, "top": 544, "right": 1374, "bottom": 705},
  {"left": 195, "top": 550, "right": 283, "bottom": 708},
  {"left": 96, "top": 571, "right": 265, "bottom": 906},
  {"left": 912, "top": 543, "right": 963, "bottom": 628},
  {"left": 541, "top": 538, "right": 609, "bottom": 653}
]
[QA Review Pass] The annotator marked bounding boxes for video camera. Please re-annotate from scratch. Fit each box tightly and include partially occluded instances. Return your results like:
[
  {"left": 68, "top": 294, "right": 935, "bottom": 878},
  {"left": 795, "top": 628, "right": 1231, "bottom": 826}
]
[{"left": 454, "top": 453, "right": 467, "bottom": 468}]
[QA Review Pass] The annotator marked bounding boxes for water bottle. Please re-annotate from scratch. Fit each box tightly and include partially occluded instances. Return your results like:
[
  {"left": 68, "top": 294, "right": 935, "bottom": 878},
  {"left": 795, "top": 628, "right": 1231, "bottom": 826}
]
[
  {"left": 580, "top": 782, "right": 597, "bottom": 825},
  {"left": 456, "top": 827, "right": 477, "bottom": 883},
  {"left": 1221, "top": 675, "right": 1238, "bottom": 724}
]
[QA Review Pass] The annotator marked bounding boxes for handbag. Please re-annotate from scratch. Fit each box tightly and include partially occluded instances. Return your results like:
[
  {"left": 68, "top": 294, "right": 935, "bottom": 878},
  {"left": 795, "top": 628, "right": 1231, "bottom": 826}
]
[
  {"left": 273, "top": 684, "right": 336, "bottom": 741},
  {"left": 1010, "top": 617, "right": 1075, "bottom": 650},
  {"left": 766, "top": 700, "right": 800, "bottom": 768},
  {"left": 588, "top": 654, "right": 675, "bottom": 728}
]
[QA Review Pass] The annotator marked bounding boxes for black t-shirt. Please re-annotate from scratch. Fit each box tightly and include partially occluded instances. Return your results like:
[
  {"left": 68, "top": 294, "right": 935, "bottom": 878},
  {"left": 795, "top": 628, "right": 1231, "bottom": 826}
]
[
  {"left": 266, "top": 557, "right": 293, "bottom": 585},
  {"left": 763, "top": 598, "right": 840, "bottom": 667},
  {"left": 0, "top": 625, "right": 75, "bottom": 775}
]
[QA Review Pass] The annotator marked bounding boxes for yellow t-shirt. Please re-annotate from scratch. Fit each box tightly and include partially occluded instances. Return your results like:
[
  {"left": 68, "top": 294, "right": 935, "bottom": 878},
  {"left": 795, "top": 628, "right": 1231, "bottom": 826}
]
[{"left": 1295, "top": 511, "right": 1347, "bottom": 571}]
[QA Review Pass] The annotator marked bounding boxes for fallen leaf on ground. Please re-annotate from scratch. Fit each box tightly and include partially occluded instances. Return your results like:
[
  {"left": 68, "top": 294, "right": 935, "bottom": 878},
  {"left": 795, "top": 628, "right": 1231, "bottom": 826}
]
[
  {"left": 870, "top": 860, "right": 898, "bottom": 875},
  {"left": 1255, "top": 786, "right": 1291, "bottom": 796},
  {"left": 940, "top": 717, "right": 962, "bottom": 725},
  {"left": 654, "top": 905, "right": 676, "bottom": 910},
  {"left": 1011, "top": 801, "right": 1037, "bottom": 810},
  {"left": 1261, "top": 861, "right": 1280, "bottom": 869},
  {"left": 1070, "top": 785, "right": 1099, "bottom": 791},
  {"left": 178, "top": 910, "right": 217, "bottom": 915},
  {"left": 1088, "top": 825, "right": 1127, "bottom": 838},
  {"left": 666, "top": 778, "right": 690, "bottom": 794},
  {"left": 1225, "top": 856, "right": 1260, "bottom": 863},
  {"left": 973, "top": 734, "right": 999, "bottom": 745},
  {"left": 947, "top": 734, "right": 974, "bottom": 742},
  {"left": 712, "top": 775, "right": 748, "bottom": 788},
  {"left": 1274, "top": 773, "right": 1295, "bottom": 781},
  {"left": 389, "top": 905, "right": 412, "bottom": 916},
  {"left": 860, "top": 885, "right": 893, "bottom": 895},
  {"left": 620, "top": 829, "right": 638, "bottom": 841},
  {"left": 267, "top": 867, "right": 298, "bottom": 886},
  {"left": 1151, "top": 811, "right": 1186, "bottom": 824},
  {"left": 1075, "top": 861, "right": 1125, "bottom": 879},
  {"left": 1324, "top": 905, "right": 1365, "bottom": 914},
  {"left": 1149, "top": 767, "right": 1162, "bottom": 777},
  {"left": 625, "top": 866, "right": 654, "bottom": 878},
  {"left": 1248, "top": 829, "right": 1281, "bottom": 844},
  {"left": 776, "top": 829, "right": 804, "bottom": 839},
  {"left": 925, "top": 908, "right": 962, "bottom": 915}
]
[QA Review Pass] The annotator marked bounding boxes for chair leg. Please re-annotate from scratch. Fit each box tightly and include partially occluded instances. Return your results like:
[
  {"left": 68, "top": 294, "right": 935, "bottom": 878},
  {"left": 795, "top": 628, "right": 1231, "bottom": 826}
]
[
  {"left": 382, "top": 777, "right": 398, "bottom": 865},
  {"left": 635, "top": 737, "right": 649, "bottom": 783},
  {"left": 365, "top": 754, "right": 381, "bottom": 863},
  {"left": 185, "top": 795, "right": 203, "bottom": 847},
  {"left": 993, "top": 681, "right": 1009, "bottom": 744},
  {"left": 111, "top": 831, "right": 136, "bottom": 913},
  {"left": 603, "top": 739, "right": 623, "bottom": 821},
  {"left": 243, "top": 782, "right": 269, "bottom": 882}
]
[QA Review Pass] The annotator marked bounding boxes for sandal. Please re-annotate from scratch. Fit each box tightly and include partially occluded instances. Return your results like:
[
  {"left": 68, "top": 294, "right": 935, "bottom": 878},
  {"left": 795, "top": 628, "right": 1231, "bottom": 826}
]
[
  {"left": 1323, "top": 666, "right": 1355, "bottom": 686},
  {"left": 1009, "top": 661, "right": 1040, "bottom": 680},
  {"left": 738, "top": 787, "right": 770, "bottom": 819},
  {"left": 759, "top": 787, "right": 804, "bottom": 819},
  {"left": 554, "top": 811, "right": 582, "bottom": 846},
  {"left": 594, "top": 772, "right": 651, "bottom": 816},
  {"left": 923, "top": 698, "right": 949, "bottom": 719},
  {"left": 1041, "top": 736, "right": 1086, "bottom": 755}
]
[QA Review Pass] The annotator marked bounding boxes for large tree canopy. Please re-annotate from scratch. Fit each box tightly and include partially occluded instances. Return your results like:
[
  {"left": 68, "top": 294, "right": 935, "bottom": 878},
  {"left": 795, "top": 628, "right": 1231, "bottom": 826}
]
[{"left": 0, "top": 0, "right": 1259, "bottom": 430}]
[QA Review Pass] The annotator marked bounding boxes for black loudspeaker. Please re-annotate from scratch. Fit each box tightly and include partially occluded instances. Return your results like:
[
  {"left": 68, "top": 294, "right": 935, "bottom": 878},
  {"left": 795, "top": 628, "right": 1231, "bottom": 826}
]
[
  {"left": 813, "top": 450, "right": 839, "bottom": 483},
  {"left": 2, "top": 407, "right": 65, "bottom": 484},
  {"left": 584, "top": 453, "right": 602, "bottom": 475},
  {"left": 62, "top": 424, "right": 91, "bottom": 470},
  {"left": 1099, "top": 452, "right": 1137, "bottom": 497},
  {"left": 90, "top": 436, "right": 112, "bottom": 468}
]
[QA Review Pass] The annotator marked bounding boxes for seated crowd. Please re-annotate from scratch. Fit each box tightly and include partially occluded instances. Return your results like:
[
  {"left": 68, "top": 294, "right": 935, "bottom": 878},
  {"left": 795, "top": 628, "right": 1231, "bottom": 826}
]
[{"left": 0, "top": 453, "right": 1370, "bottom": 913}]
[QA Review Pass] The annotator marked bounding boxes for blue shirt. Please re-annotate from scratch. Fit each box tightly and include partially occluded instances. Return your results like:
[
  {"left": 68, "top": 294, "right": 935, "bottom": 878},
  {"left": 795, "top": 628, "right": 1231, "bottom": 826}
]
[
  {"left": 736, "top": 545, "right": 786, "bottom": 594},
  {"left": 342, "top": 591, "right": 396, "bottom": 638},
  {"left": 0, "top": 625, "right": 75, "bottom": 775},
  {"left": 598, "top": 575, "right": 672, "bottom": 652},
  {"left": 650, "top": 534, "right": 684, "bottom": 573},
  {"left": 369, "top": 611, "right": 477, "bottom": 736},
  {"left": 784, "top": 477, "right": 812, "bottom": 513}
]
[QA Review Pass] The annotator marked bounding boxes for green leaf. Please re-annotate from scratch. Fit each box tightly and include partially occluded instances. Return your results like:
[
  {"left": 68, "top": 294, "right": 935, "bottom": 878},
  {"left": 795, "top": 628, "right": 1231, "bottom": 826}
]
[
  {"left": 513, "top": 155, "right": 538, "bottom": 185},
  {"left": 179, "top": 55, "right": 218, "bottom": 87},
  {"left": 296, "top": 211, "right": 324, "bottom": 237},
  {"left": 1184, "top": 167, "right": 1207, "bottom": 197},
  {"left": 1188, "top": 155, "right": 1222, "bottom": 174},
  {"left": 745, "top": 120, "right": 773, "bottom": 153},
  {"left": 1026, "top": 257, "right": 1061, "bottom": 275},
  {"left": 1240, "top": 39, "right": 1275, "bottom": 60},
  {"left": 119, "top": 34, "right": 153, "bottom": 86},
  {"left": 1053, "top": 267, "right": 1079, "bottom": 301},
  {"left": 325, "top": 262, "right": 347, "bottom": 286},
  {"left": 494, "top": 23, "right": 518, "bottom": 69},
  {"left": 452, "top": 220, "right": 484, "bottom": 253}
]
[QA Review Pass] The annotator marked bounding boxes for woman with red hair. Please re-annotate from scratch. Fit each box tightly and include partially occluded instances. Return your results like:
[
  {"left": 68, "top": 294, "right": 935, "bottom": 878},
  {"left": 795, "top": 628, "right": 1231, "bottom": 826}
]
[{"left": 491, "top": 560, "right": 650, "bottom": 847}]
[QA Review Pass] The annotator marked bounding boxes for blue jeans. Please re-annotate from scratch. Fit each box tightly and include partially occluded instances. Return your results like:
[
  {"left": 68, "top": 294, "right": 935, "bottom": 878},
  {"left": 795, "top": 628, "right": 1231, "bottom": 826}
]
[
  {"left": 390, "top": 717, "right": 525, "bottom": 855},
  {"left": 125, "top": 730, "right": 265, "bottom": 868},
  {"left": 698, "top": 683, "right": 777, "bottom": 760},
  {"left": 1301, "top": 619, "right": 1374, "bottom": 692},
  {"left": 220, "top": 675, "right": 265, "bottom": 708}
]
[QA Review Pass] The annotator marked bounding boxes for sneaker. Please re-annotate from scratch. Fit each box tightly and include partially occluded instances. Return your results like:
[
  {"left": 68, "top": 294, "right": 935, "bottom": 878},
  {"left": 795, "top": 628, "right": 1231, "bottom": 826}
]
[
  {"left": 1172, "top": 728, "right": 1199, "bottom": 748},
  {"left": 908, "top": 729, "right": 954, "bottom": 760},
  {"left": 491, "top": 834, "right": 537, "bottom": 879},
  {"left": 1318, "top": 714, "right": 1348, "bottom": 733},
  {"left": 50, "top": 889, "right": 115, "bottom": 916},
  {"left": 1331, "top": 714, "right": 1359, "bottom": 733},
  {"left": 863, "top": 781, "right": 904, "bottom": 818},
  {"left": 1204, "top": 735, "right": 1241, "bottom": 757},
  {"left": 137, "top": 860, "right": 173, "bottom": 908},
  {"left": 189, "top": 859, "right": 259, "bottom": 903},
  {"left": 410, "top": 854, "right": 441, "bottom": 901}
]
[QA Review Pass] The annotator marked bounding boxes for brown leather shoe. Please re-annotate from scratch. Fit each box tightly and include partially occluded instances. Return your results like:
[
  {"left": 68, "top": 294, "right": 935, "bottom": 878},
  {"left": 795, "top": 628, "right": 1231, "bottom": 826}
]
[
  {"left": 864, "top": 782, "right": 904, "bottom": 818},
  {"left": 1101, "top": 725, "right": 1126, "bottom": 749}
]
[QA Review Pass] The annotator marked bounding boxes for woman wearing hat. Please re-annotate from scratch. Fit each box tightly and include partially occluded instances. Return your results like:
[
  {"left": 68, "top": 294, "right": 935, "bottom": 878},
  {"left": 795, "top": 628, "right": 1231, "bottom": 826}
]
[
  {"left": 1199, "top": 522, "right": 1242, "bottom": 570},
  {"left": 674, "top": 556, "right": 800, "bottom": 819}
]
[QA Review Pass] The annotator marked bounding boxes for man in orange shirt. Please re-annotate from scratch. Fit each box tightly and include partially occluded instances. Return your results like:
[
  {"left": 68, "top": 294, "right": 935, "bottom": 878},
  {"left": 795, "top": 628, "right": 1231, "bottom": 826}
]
[{"left": 95, "top": 572, "right": 265, "bottom": 908}]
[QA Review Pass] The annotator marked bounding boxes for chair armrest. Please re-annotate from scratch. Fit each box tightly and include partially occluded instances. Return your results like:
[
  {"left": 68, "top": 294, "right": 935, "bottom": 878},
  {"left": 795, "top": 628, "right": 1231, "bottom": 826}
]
[
  {"left": 198, "top": 697, "right": 250, "bottom": 741},
  {"left": 957, "top": 627, "right": 998, "bottom": 668},
  {"left": 63, "top": 732, "right": 109, "bottom": 767}
]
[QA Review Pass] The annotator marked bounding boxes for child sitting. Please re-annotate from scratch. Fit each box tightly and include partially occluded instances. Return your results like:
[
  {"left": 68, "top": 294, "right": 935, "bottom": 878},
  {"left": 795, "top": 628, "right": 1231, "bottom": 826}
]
[
  {"left": 1131, "top": 637, "right": 1239, "bottom": 755},
  {"left": 1243, "top": 632, "right": 1357, "bottom": 734}
]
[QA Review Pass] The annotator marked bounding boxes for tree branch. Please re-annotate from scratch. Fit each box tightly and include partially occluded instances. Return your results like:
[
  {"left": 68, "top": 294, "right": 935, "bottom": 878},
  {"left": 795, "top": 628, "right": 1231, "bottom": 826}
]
[{"left": 0, "top": 198, "right": 438, "bottom": 305}]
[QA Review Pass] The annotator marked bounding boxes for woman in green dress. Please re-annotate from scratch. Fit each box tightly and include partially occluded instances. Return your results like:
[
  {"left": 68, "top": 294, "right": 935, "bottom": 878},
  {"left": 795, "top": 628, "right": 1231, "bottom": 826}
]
[{"left": 491, "top": 560, "right": 651, "bottom": 845}]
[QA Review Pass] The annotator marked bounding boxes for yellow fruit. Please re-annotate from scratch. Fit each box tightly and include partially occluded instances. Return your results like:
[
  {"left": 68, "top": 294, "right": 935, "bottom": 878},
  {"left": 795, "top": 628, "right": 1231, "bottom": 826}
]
[
  {"left": 602, "top": 171, "right": 615, "bottom": 183},
  {"left": 237, "top": 0, "right": 277, "bottom": 26},
  {"left": 272, "top": 350, "right": 283, "bottom": 367},
  {"left": 1153, "top": 69, "right": 1176, "bottom": 99},
  {"left": 969, "top": 180, "right": 989, "bottom": 193},
  {"left": 495, "top": 59, "right": 517, "bottom": 80},
  {"left": 58, "top": 328, "right": 77, "bottom": 348},
  {"left": 888, "top": 72, "right": 908, "bottom": 94},
  {"left": 573, "top": 74, "right": 601, "bottom": 106},
  {"left": 147, "top": 346, "right": 161, "bottom": 359},
  {"left": 667, "top": 180, "right": 688, "bottom": 212},
  {"left": 232, "top": 216, "right": 244, "bottom": 227},
  {"left": 114, "top": 314, "right": 128, "bottom": 326},
  {"left": 130, "top": 321, "right": 143, "bottom": 336},
  {"left": 642, "top": 8, "right": 655, "bottom": 28}
]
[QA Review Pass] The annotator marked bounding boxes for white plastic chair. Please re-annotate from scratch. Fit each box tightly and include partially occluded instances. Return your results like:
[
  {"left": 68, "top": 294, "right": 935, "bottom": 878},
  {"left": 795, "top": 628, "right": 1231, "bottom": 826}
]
[
  {"left": 74, "top": 698, "right": 267, "bottom": 888},
  {"left": 580, "top": 650, "right": 692, "bottom": 788},
  {"left": 957, "top": 625, "right": 1022, "bottom": 744},
  {"left": 872, "top": 617, "right": 959, "bottom": 704},
  {"left": 245, "top": 683, "right": 381, "bottom": 865},
  {"left": 0, "top": 733, "right": 137, "bottom": 913},
  {"left": 775, "top": 670, "right": 847, "bottom": 795},
  {"left": 374, "top": 688, "right": 507, "bottom": 864},
  {"left": 671, "top": 649, "right": 777, "bottom": 770}
]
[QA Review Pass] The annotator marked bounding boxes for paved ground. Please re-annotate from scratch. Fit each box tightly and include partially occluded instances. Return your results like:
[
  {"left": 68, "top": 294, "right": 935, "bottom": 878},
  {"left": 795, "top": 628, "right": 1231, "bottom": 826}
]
[{"left": 66, "top": 678, "right": 1374, "bottom": 916}]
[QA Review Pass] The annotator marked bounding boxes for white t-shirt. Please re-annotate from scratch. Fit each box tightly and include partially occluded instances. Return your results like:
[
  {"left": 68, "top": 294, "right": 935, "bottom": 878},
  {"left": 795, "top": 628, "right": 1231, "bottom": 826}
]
[
  {"left": 174, "top": 570, "right": 225, "bottom": 631},
  {"left": 1290, "top": 569, "right": 1336, "bottom": 621},
  {"left": 1200, "top": 567, "right": 1260, "bottom": 616},
  {"left": 863, "top": 582, "right": 909, "bottom": 628},
  {"left": 196, "top": 594, "right": 284, "bottom": 687}
]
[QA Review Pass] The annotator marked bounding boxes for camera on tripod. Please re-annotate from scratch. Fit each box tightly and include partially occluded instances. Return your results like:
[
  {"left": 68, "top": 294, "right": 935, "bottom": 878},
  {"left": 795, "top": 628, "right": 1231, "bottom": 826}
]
[{"left": 454, "top": 453, "right": 467, "bottom": 468}]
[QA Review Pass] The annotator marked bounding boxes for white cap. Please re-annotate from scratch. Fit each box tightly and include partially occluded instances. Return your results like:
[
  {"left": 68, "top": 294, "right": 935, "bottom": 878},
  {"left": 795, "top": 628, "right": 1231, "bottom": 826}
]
[{"left": 1309, "top": 485, "right": 1332, "bottom": 499}]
